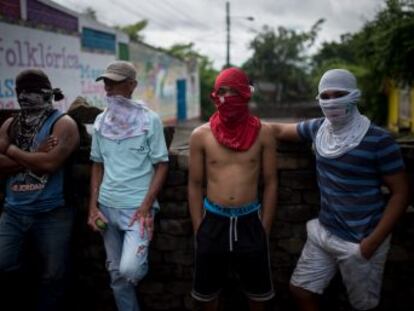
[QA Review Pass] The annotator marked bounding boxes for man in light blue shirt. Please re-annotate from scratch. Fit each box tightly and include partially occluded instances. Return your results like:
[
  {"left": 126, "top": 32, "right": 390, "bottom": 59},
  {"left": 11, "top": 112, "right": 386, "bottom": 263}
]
[{"left": 88, "top": 61, "right": 169, "bottom": 311}]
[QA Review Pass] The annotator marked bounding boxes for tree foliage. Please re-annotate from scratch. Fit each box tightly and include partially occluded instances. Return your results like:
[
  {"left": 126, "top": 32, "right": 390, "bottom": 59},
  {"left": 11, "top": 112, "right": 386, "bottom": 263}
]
[
  {"left": 243, "top": 19, "right": 324, "bottom": 103},
  {"left": 83, "top": 7, "right": 97, "bottom": 20},
  {"left": 312, "top": 34, "right": 358, "bottom": 69},
  {"left": 311, "top": 0, "right": 414, "bottom": 124},
  {"left": 115, "top": 20, "right": 148, "bottom": 42},
  {"left": 356, "top": 0, "right": 414, "bottom": 85},
  {"left": 165, "top": 43, "right": 198, "bottom": 59}
]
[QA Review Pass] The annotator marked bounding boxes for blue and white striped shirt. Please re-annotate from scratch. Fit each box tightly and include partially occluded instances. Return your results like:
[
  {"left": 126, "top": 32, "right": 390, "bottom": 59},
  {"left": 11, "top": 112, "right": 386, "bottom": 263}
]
[{"left": 297, "top": 118, "right": 405, "bottom": 242}]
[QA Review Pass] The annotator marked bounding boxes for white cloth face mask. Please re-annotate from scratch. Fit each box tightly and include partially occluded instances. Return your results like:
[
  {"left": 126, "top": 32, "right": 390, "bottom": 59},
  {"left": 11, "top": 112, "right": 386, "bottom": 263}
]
[
  {"left": 318, "top": 89, "right": 360, "bottom": 127},
  {"left": 321, "top": 103, "right": 353, "bottom": 126}
]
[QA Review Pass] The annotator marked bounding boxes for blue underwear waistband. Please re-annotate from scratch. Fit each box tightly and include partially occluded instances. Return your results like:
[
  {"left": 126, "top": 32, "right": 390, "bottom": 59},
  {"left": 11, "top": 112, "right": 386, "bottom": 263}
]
[{"left": 203, "top": 198, "right": 261, "bottom": 217}]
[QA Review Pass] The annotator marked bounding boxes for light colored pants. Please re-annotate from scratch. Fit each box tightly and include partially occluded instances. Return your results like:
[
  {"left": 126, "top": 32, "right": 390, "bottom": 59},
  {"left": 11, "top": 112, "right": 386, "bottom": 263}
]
[
  {"left": 290, "top": 219, "right": 390, "bottom": 310},
  {"left": 100, "top": 205, "right": 150, "bottom": 311}
]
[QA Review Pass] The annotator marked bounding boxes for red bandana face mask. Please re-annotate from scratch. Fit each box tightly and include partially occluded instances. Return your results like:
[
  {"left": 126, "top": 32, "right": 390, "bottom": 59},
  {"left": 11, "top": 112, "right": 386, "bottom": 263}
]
[
  {"left": 209, "top": 67, "right": 261, "bottom": 151},
  {"left": 213, "top": 94, "right": 249, "bottom": 123}
]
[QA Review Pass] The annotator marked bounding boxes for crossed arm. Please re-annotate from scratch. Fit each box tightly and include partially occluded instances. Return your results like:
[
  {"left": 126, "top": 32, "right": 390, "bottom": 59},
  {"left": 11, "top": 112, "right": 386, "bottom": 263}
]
[
  {"left": 0, "top": 116, "right": 79, "bottom": 178},
  {"left": 0, "top": 118, "right": 23, "bottom": 177}
]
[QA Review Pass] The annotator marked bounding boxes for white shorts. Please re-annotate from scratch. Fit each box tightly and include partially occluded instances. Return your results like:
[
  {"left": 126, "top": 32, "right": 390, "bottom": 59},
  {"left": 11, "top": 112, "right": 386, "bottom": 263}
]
[{"left": 290, "top": 219, "right": 390, "bottom": 310}]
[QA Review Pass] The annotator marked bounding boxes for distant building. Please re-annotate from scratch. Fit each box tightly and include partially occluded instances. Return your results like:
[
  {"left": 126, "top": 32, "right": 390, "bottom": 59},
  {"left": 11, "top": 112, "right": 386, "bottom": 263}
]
[{"left": 0, "top": 0, "right": 200, "bottom": 124}]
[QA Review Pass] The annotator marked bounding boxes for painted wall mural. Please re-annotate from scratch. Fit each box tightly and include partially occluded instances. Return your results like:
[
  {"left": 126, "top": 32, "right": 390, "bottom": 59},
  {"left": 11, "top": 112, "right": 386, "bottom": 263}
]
[
  {"left": 0, "top": 21, "right": 200, "bottom": 123},
  {"left": 130, "top": 43, "right": 199, "bottom": 122},
  {"left": 130, "top": 43, "right": 185, "bottom": 122},
  {"left": 0, "top": 22, "right": 80, "bottom": 111},
  {"left": 79, "top": 52, "right": 115, "bottom": 109}
]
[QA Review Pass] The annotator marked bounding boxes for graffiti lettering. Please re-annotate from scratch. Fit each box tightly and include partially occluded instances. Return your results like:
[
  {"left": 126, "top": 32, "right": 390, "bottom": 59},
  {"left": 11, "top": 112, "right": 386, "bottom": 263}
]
[
  {"left": 25, "top": 41, "right": 39, "bottom": 67},
  {"left": 80, "top": 64, "right": 104, "bottom": 80},
  {"left": 81, "top": 80, "right": 105, "bottom": 95},
  {"left": 0, "top": 78, "right": 15, "bottom": 98},
  {"left": 6, "top": 48, "right": 16, "bottom": 66},
  {"left": 0, "top": 38, "right": 80, "bottom": 69}
]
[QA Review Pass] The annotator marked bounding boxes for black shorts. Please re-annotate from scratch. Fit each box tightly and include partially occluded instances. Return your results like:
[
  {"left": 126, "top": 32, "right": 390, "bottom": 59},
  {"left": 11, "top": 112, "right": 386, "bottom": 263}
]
[{"left": 192, "top": 209, "right": 274, "bottom": 302}]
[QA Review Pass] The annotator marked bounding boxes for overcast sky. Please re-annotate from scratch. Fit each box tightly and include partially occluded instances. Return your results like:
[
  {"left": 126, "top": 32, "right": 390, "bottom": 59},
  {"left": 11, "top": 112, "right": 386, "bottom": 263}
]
[{"left": 54, "top": 0, "right": 385, "bottom": 69}]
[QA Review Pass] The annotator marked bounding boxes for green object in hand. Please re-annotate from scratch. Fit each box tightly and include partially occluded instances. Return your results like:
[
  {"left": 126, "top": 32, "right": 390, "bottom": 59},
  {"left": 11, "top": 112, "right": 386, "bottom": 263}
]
[{"left": 95, "top": 218, "right": 107, "bottom": 230}]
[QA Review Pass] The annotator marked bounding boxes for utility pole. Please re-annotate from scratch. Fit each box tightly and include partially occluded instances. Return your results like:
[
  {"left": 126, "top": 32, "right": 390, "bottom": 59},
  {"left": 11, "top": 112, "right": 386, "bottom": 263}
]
[{"left": 226, "top": 1, "right": 230, "bottom": 68}]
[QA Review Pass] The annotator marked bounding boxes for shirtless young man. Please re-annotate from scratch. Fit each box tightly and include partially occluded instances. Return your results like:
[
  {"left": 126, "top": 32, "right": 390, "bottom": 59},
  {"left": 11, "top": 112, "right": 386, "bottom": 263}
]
[{"left": 188, "top": 67, "right": 277, "bottom": 311}]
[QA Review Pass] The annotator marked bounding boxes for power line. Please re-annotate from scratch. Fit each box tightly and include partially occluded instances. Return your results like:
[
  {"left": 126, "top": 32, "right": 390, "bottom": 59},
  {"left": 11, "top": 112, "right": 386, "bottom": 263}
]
[
  {"left": 109, "top": 0, "right": 172, "bottom": 30},
  {"left": 113, "top": 0, "right": 213, "bottom": 36},
  {"left": 233, "top": 19, "right": 258, "bottom": 33},
  {"left": 129, "top": 1, "right": 175, "bottom": 27},
  {"left": 123, "top": 0, "right": 204, "bottom": 32},
  {"left": 161, "top": 0, "right": 210, "bottom": 29},
  {"left": 190, "top": 30, "right": 226, "bottom": 42},
  {"left": 112, "top": 0, "right": 229, "bottom": 47}
]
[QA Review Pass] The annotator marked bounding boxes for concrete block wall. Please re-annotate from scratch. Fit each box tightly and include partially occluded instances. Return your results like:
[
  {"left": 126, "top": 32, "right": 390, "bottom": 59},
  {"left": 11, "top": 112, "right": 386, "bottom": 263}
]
[{"left": 1, "top": 108, "right": 414, "bottom": 310}]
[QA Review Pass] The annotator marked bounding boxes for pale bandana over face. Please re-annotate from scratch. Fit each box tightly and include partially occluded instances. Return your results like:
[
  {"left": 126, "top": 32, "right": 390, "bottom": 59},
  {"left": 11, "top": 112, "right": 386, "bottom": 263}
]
[
  {"left": 315, "top": 69, "right": 371, "bottom": 158},
  {"left": 95, "top": 95, "right": 149, "bottom": 140}
]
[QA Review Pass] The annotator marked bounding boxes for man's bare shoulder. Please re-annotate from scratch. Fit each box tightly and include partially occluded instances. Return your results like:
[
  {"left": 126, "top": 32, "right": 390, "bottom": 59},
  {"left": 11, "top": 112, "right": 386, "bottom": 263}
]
[
  {"left": 260, "top": 121, "right": 272, "bottom": 132},
  {"left": 259, "top": 122, "right": 275, "bottom": 141},
  {"left": 190, "top": 122, "right": 211, "bottom": 138},
  {"left": 54, "top": 114, "right": 78, "bottom": 130},
  {"left": 52, "top": 115, "right": 80, "bottom": 151},
  {"left": 194, "top": 122, "right": 211, "bottom": 132}
]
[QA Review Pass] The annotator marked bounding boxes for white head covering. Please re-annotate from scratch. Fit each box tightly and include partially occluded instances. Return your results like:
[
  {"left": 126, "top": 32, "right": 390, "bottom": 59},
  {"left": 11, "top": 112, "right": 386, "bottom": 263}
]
[
  {"left": 318, "top": 68, "right": 357, "bottom": 93},
  {"left": 315, "top": 69, "right": 371, "bottom": 158}
]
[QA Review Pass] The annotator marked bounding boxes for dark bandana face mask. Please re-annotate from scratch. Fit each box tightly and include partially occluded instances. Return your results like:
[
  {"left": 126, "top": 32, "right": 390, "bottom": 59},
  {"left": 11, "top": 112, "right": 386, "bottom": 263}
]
[
  {"left": 18, "top": 90, "right": 53, "bottom": 111},
  {"left": 11, "top": 91, "right": 54, "bottom": 151}
]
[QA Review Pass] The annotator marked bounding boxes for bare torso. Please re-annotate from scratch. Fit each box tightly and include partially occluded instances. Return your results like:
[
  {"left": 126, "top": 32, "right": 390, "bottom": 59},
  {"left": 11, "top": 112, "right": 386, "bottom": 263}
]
[{"left": 200, "top": 123, "right": 264, "bottom": 207}]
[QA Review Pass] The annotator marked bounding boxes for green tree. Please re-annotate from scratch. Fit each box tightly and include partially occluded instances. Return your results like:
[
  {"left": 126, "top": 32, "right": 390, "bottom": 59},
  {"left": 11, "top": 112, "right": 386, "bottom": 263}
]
[
  {"left": 312, "top": 34, "right": 357, "bottom": 69},
  {"left": 310, "top": 33, "right": 363, "bottom": 92},
  {"left": 115, "top": 20, "right": 148, "bottom": 42},
  {"left": 83, "top": 7, "right": 97, "bottom": 20},
  {"left": 166, "top": 43, "right": 198, "bottom": 59},
  {"left": 166, "top": 43, "right": 218, "bottom": 120},
  {"left": 356, "top": 0, "right": 414, "bottom": 85},
  {"left": 355, "top": 0, "right": 414, "bottom": 123},
  {"left": 311, "top": 0, "right": 414, "bottom": 124},
  {"left": 243, "top": 19, "right": 324, "bottom": 103}
]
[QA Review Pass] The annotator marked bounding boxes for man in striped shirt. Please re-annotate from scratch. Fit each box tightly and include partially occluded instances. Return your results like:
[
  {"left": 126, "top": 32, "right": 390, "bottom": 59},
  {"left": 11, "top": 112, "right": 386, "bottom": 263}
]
[{"left": 271, "top": 69, "right": 408, "bottom": 311}]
